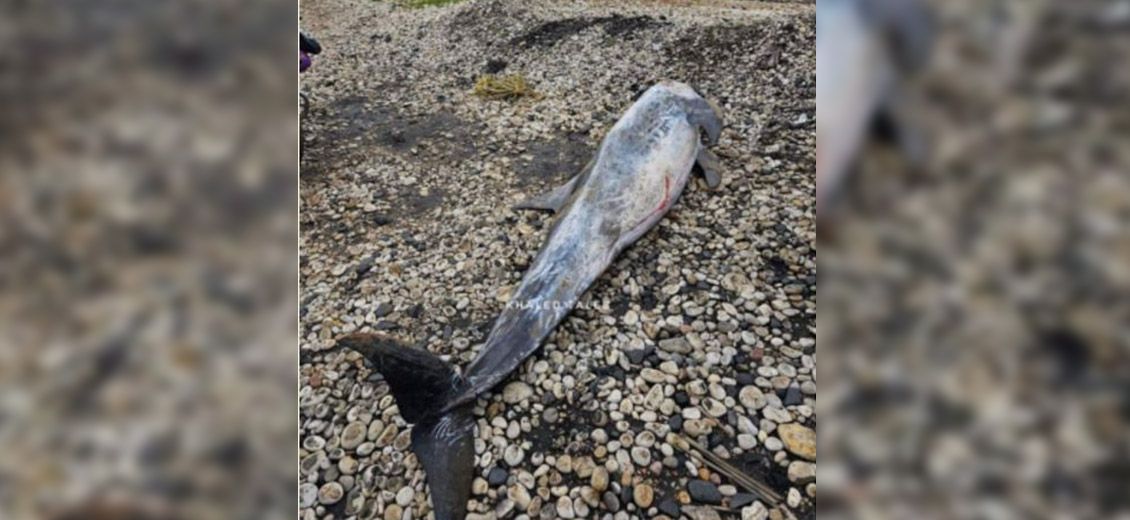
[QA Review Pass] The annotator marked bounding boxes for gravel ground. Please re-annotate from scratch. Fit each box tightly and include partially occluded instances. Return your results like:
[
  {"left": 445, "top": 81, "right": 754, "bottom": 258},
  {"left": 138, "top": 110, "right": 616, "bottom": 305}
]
[
  {"left": 821, "top": 1, "right": 1130, "bottom": 518},
  {"left": 0, "top": 1, "right": 296, "bottom": 518},
  {"left": 299, "top": 1, "right": 814, "bottom": 519}
]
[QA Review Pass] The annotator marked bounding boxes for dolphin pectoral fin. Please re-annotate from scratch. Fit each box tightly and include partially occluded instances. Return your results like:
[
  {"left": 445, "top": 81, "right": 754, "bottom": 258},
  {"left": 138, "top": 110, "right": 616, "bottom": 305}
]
[
  {"left": 695, "top": 147, "right": 723, "bottom": 190},
  {"left": 513, "top": 159, "right": 593, "bottom": 213},
  {"left": 412, "top": 405, "right": 476, "bottom": 520},
  {"left": 513, "top": 175, "right": 578, "bottom": 212}
]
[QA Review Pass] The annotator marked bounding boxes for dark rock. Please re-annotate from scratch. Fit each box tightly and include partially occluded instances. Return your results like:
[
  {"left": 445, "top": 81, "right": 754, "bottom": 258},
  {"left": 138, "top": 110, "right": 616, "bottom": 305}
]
[
  {"left": 657, "top": 497, "right": 681, "bottom": 517},
  {"left": 687, "top": 480, "right": 722, "bottom": 505},
  {"left": 784, "top": 383, "right": 803, "bottom": 406},
  {"left": 625, "top": 348, "right": 647, "bottom": 365},
  {"left": 488, "top": 466, "right": 508, "bottom": 486},
  {"left": 730, "top": 493, "right": 757, "bottom": 508},
  {"left": 484, "top": 59, "right": 508, "bottom": 73},
  {"left": 674, "top": 391, "right": 690, "bottom": 406},
  {"left": 620, "top": 485, "right": 633, "bottom": 507},
  {"left": 373, "top": 302, "right": 393, "bottom": 318},
  {"left": 602, "top": 490, "right": 620, "bottom": 511},
  {"left": 736, "top": 373, "right": 756, "bottom": 386},
  {"left": 707, "top": 431, "right": 726, "bottom": 449},
  {"left": 668, "top": 415, "right": 683, "bottom": 432},
  {"left": 355, "top": 256, "right": 375, "bottom": 275}
]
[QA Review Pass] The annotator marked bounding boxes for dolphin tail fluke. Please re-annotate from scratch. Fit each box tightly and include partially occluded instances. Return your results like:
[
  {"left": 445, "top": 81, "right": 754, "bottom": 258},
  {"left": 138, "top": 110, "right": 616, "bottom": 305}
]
[
  {"left": 412, "top": 405, "right": 476, "bottom": 520},
  {"left": 336, "top": 333, "right": 476, "bottom": 520}
]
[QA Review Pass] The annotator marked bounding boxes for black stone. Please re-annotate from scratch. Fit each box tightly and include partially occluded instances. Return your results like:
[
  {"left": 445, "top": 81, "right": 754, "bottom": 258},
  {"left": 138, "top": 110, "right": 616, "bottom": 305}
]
[
  {"left": 657, "top": 498, "right": 681, "bottom": 517},
  {"left": 736, "top": 373, "right": 756, "bottom": 386},
  {"left": 674, "top": 391, "right": 690, "bottom": 406},
  {"left": 784, "top": 383, "right": 803, "bottom": 406},
  {"left": 668, "top": 415, "right": 683, "bottom": 432},
  {"left": 355, "top": 256, "right": 375, "bottom": 275},
  {"left": 687, "top": 480, "right": 723, "bottom": 505},
  {"left": 374, "top": 302, "right": 393, "bottom": 318},
  {"left": 484, "top": 59, "right": 508, "bottom": 73},
  {"left": 625, "top": 348, "right": 647, "bottom": 365},
  {"left": 730, "top": 493, "right": 757, "bottom": 508},
  {"left": 487, "top": 466, "right": 508, "bottom": 486}
]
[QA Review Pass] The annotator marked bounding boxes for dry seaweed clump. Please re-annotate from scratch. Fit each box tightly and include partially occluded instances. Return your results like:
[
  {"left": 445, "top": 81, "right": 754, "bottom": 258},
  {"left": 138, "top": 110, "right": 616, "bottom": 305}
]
[{"left": 473, "top": 74, "right": 541, "bottom": 100}]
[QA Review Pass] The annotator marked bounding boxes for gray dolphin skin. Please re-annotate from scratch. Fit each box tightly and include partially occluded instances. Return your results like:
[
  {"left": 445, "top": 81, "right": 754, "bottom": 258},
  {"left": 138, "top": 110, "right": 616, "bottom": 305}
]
[
  {"left": 817, "top": 0, "right": 933, "bottom": 218},
  {"left": 338, "top": 80, "right": 723, "bottom": 520}
]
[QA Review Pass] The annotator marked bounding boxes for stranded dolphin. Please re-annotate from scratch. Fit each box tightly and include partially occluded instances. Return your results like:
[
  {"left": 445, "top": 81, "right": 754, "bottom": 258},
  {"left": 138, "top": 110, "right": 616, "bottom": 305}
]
[
  {"left": 338, "top": 81, "right": 723, "bottom": 520},
  {"left": 817, "top": 0, "right": 933, "bottom": 218}
]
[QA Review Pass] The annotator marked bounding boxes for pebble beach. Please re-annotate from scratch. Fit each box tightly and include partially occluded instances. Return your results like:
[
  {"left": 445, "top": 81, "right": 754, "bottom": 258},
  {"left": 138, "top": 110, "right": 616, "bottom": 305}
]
[{"left": 299, "top": 1, "right": 815, "bottom": 518}]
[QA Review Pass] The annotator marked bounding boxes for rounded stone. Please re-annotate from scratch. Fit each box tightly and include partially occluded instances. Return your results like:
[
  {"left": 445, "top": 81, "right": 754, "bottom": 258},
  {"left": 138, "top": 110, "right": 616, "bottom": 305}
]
[
  {"left": 502, "top": 381, "right": 534, "bottom": 404},
  {"left": 630, "top": 446, "right": 651, "bottom": 466},
  {"left": 738, "top": 433, "right": 757, "bottom": 450},
  {"left": 687, "top": 480, "right": 722, "bottom": 504},
  {"left": 739, "top": 386, "right": 767, "bottom": 410},
  {"left": 556, "top": 495, "right": 575, "bottom": 518},
  {"left": 488, "top": 466, "right": 509, "bottom": 486},
  {"left": 340, "top": 422, "right": 367, "bottom": 450},
  {"left": 777, "top": 423, "right": 815, "bottom": 460},
  {"left": 299, "top": 482, "right": 319, "bottom": 508},
  {"left": 504, "top": 444, "right": 525, "bottom": 466},
  {"left": 787, "top": 460, "right": 816, "bottom": 483},
  {"left": 633, "top": 483, "right": 655, "bottom": 508},
  {"left": 318, "top": 482, "right": 344, "bottom": 505},
  {"left": 591, "top": 467, "right": 609, "bottom": 492},
  {"left": 395, "top": 486, "right": 415, "bottom": 506}
]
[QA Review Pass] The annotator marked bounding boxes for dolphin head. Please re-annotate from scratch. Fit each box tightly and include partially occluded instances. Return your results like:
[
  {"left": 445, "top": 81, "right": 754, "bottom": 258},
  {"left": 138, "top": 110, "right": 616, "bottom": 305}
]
[{"left": 628, "top": 81, "right": 723, "bottom": 144}]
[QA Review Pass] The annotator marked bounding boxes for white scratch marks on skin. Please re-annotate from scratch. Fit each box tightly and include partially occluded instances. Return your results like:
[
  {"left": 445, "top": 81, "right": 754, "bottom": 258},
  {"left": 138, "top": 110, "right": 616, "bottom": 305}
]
[{"left": 431, "top": 414, "right": 468, "bottom": 444}]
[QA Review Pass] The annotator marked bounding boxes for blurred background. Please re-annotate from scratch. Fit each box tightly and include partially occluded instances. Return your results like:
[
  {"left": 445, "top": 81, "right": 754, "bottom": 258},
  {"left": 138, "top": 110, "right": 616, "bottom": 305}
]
[
  {"left": 0, "top": 0, "right": 297, "bottom": 518},
  {"left": 8, "top": 0, "right": 1130, "bottom": 517},
  {"left": 820, "top": 0, "right": 1130, "bottom": 518}
]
